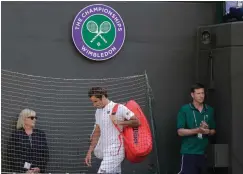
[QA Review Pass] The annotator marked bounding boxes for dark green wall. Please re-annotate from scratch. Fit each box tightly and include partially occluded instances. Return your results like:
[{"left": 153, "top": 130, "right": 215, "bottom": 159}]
[{"left": 1, "top": 2, "right": 216, "bottom": 173}]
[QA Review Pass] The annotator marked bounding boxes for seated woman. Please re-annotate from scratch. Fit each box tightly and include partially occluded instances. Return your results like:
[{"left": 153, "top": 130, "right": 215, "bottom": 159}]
[{"left": 6, "top": 108, "right": 49, "bottom": 173}]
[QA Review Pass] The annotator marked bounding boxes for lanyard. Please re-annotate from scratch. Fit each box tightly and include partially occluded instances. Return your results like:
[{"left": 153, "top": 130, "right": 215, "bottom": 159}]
[
  {"left": 193, "top": 110, "right": 206, "bottom": 127},
  {"left": 28, "top": 135, "right": 32, "bottom": 148}
]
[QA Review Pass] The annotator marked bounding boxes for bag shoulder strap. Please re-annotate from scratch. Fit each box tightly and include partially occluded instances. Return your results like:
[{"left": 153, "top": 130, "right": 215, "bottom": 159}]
[
  {"left": 112, "top": 103, "right": 119, "bottom": 115},
  {"left": 111, "top": 104, "right": 123, "bottom": 133},
  {"left": 111, "top": 103, "right": 123, "bottom": 155}
]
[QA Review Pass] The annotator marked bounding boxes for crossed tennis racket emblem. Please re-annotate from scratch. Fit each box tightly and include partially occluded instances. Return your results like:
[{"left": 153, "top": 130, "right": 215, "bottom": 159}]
[{"left": 86, "top": 21, "right": 111, "bottom": 44}]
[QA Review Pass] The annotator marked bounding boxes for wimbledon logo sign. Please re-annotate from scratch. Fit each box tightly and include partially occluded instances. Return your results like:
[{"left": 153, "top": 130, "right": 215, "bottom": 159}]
[{"left": 72, "top": 4, "right": 125, "bottom": 61}]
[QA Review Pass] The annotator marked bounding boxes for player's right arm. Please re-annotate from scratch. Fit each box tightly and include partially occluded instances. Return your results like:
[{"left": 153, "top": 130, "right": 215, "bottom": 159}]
[
  {"left": 85, "top": 124, "right": 100, "bottom": 166},
  {"left": 88, "top": 124, "right": 100, "bottom": 153}
]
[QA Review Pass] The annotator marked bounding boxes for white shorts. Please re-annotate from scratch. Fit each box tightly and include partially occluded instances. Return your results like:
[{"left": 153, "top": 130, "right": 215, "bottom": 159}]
[{"left": 97, "top": 144, "right": 125, "bottom": 174}]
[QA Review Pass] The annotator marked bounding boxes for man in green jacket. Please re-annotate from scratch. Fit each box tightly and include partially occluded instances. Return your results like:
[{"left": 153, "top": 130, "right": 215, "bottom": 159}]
[{"left": 177, "top": 83, "right": 216, "bottom": 174}]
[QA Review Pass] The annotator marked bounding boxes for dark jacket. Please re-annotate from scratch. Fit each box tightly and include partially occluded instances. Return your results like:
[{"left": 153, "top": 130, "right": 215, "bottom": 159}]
[{"left": 6, "top": 128, "right": 49, "bottom": 173}]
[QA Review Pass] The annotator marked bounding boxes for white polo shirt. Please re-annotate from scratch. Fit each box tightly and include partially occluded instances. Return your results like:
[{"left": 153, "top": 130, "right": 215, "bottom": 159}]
[{"left": 95, "top": 101, "right": 134, "bottom": 150}]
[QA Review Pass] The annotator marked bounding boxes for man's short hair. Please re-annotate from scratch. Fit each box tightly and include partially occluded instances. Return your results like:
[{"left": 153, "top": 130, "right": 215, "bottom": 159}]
[
  {"left": 88, "top": 87, "right": 108, "bottom": 99},
  {"left": 190, "top": 83, "right": 205, "bottom": 93}
]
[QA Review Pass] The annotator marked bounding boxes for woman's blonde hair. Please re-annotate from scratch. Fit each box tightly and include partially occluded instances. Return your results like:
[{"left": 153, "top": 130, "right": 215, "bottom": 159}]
[{"left": 16, "top": 108, "right": 36, "bottom": 129}]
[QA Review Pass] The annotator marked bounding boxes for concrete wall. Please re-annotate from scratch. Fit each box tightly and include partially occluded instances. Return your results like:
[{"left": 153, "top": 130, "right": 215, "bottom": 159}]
[
  {"left": 230, "top": 23, "right": 243, "bottom": 174},
  {"left": 197, "top": 22, "right": 243, "bottom": 174}
]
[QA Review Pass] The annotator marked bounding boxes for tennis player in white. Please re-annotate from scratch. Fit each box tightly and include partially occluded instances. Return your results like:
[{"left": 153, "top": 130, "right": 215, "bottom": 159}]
[{"left": 85, "top": 87, "right": 140, "bottom": 174}]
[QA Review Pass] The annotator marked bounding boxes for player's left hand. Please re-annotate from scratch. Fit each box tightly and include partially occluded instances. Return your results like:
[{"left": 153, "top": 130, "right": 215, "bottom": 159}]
[
  {"left": 110, "top": 114, "right": 123, "bottom": 125},
  {"left": 110, "top": 114, "right": 118, "bottom": 124}
]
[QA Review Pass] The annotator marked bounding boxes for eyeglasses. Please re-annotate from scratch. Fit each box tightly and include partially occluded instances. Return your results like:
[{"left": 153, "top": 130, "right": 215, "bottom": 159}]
[{"left": 27, "top": 116, "right": 37, "bottom": 120}]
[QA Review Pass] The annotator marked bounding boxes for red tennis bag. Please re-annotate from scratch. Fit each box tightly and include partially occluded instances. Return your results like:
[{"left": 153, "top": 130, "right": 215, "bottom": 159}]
[{"left": 112, "top": 100, "right": 153, "bottom": 163}]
